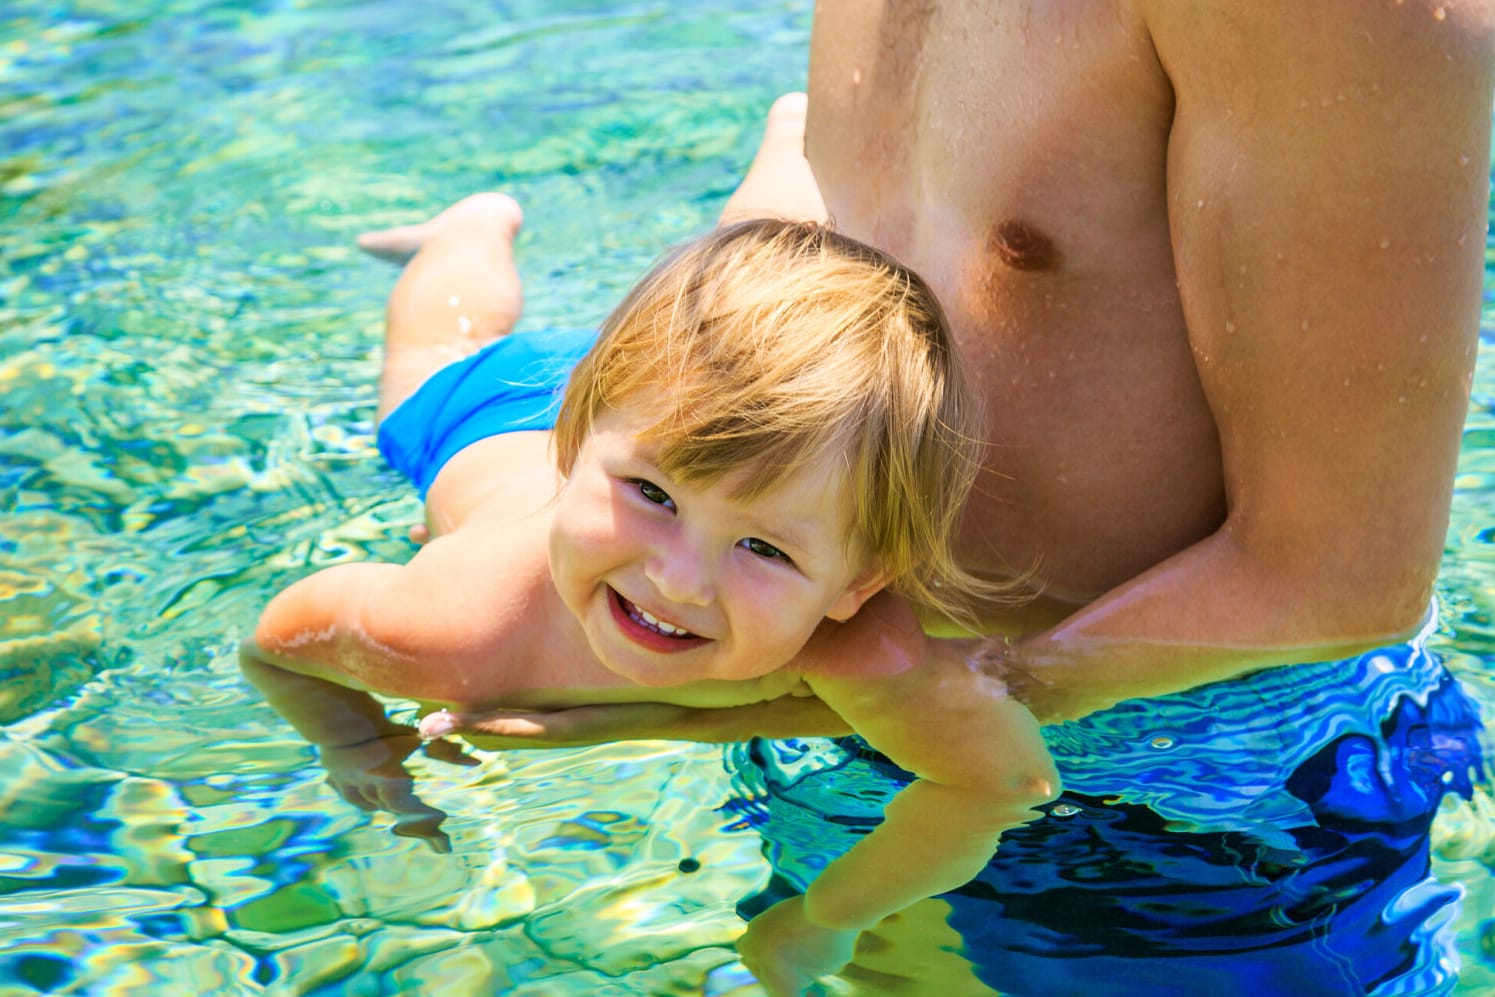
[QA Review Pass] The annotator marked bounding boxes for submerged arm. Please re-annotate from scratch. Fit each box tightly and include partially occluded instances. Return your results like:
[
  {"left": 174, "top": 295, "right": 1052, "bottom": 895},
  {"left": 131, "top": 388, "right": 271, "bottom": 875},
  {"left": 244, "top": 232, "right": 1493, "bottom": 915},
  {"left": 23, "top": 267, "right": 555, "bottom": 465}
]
[
  {"left": 738, "top": 599, "right": 1059, "bottom": 991},
  {"left": 243, "top": 545, "right": 518, "bottom": 844},
  {"left": 804, "top": 670, "right": 1056, "bottom": 927},
  {"left": 244, "top": 562, "right": 424, "bottom": 748}
]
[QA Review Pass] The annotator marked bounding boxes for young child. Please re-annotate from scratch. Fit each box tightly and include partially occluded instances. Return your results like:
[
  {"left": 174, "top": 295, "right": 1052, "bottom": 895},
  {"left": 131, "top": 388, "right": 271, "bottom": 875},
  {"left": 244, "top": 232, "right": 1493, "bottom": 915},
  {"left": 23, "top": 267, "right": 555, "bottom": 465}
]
[{"left": 242, "top": 194, "right": 1058, "bottom": 992}]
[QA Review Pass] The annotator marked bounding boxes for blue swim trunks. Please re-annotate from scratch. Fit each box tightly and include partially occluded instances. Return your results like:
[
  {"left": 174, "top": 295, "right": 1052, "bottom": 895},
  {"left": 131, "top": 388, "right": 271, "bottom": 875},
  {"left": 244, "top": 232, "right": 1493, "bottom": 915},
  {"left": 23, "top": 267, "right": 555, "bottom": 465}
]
[
  {"left": 727, "top": 609, "right": 1486, "bottom": 996},
  {"left": 375, "top": 328, "right": 597, "bottom": 495}
]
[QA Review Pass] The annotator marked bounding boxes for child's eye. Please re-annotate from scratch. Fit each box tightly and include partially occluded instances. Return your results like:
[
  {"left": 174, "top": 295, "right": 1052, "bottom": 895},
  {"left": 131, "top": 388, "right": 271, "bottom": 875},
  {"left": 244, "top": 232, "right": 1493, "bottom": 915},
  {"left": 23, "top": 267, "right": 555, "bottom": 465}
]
[
  {"left": 631, "top": 479, "right": 675, "bottom": 510},
  {"left": 740, "top": 537, "right": 791, "bottom": 562}
]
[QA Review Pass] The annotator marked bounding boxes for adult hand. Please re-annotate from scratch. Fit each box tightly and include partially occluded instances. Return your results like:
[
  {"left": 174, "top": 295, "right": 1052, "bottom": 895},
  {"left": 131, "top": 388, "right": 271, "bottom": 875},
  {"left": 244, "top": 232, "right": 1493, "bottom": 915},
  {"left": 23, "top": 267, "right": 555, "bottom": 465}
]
[
  {"left": 318, "top": 731, "right": 477, "bottom": 853},
  {"left": 420, "top": 694, "right": 852, "bottom": 748},
  {"left": 738, "top": 896, "right": 858, "bottom": 996}
]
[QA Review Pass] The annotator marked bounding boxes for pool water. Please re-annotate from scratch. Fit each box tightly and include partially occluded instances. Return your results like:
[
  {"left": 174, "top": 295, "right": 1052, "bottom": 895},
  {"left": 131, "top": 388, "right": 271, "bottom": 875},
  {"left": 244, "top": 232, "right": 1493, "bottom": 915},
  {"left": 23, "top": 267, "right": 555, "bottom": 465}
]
[{"left": 0, "top": 1, "right": 1491, "bottom": 994}]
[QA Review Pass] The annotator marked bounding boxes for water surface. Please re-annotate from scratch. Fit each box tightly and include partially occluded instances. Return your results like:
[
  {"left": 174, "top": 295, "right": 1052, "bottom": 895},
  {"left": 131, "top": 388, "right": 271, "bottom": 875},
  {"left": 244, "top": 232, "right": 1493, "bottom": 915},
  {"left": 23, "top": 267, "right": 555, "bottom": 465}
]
[{"left": 1, "top": 1, "right": 1492, "bottom": 994}]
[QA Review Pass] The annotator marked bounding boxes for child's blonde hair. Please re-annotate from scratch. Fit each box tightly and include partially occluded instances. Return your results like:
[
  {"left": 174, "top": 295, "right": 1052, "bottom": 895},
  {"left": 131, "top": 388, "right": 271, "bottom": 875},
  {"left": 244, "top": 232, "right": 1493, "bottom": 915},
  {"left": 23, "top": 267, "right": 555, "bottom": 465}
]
[{"left": 554, "top": 218, "right": 999, "bottom": 624}]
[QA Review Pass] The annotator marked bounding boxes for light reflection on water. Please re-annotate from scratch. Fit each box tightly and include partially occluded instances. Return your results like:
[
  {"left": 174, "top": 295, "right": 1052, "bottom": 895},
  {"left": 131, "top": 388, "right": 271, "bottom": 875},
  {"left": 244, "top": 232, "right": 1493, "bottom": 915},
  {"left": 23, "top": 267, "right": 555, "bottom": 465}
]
[
  {"left": 1, "top": 1, "right": 1492, "bottom": 994},
  {"left": 3, "top": 1, "right": 791, "bottom": 992}
]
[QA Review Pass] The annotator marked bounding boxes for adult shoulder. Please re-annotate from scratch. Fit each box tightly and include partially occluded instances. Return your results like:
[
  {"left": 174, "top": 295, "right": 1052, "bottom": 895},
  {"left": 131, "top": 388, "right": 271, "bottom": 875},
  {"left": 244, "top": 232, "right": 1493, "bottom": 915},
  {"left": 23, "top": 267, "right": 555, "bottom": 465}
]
[{"left": 1139, "top": 0, "right": 1495, "bottom": 76}]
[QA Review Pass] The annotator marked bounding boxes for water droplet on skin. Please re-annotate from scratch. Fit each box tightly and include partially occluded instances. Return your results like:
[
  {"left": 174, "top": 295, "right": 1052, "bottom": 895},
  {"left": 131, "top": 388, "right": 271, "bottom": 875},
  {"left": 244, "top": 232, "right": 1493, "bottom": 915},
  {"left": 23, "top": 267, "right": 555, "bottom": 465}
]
[
  {"left": 448, "top": 295, "right": 460, "bottom": 307},
  {"left": 1458, "top": 155, "right": 1470, "bottom": 166},
  {"left": 1300, "top": 319, "right": 1310, "bottom": 331},
  {"left": 1434, "top": 6, "right": 1446, "bottom": 20},
  {"left": 1224, "top": 320, "right": 1236, "bottom": 333}
]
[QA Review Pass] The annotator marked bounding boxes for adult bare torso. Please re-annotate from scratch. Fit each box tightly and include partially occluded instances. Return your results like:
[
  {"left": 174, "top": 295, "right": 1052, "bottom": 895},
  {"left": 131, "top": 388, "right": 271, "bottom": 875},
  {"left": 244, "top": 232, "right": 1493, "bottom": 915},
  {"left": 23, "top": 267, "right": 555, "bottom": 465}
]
[{"left": 807, "top": 0, "right": 1223, "bottom": 627}]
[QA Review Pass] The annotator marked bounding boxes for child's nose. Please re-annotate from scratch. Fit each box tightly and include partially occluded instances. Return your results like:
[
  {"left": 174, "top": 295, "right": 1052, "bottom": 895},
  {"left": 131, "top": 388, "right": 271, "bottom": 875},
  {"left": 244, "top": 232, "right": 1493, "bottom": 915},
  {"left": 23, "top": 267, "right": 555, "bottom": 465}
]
[{"left": 644, "top": 541, "right": 714, "bottom": 607}]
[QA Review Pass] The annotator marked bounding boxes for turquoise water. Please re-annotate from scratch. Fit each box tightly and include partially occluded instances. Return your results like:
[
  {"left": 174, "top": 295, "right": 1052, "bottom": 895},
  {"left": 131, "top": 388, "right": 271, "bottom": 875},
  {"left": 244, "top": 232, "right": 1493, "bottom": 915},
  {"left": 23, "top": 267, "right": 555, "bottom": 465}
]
[{"left": 0, "top": 1, "right": 1491, "bottom": 994}]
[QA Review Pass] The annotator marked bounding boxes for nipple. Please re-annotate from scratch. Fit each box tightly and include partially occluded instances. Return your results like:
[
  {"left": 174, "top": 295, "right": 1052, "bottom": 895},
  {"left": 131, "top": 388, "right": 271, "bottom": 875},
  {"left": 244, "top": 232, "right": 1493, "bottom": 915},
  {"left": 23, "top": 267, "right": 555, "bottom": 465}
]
[{"left": 988, "top": 219, "right": 1060, "bottom": 272}]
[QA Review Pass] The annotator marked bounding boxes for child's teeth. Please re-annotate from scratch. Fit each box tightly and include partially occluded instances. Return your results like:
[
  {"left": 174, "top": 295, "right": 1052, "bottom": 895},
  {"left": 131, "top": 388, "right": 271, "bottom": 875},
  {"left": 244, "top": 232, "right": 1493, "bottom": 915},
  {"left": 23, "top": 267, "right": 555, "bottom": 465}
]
[{"left": 637, "top": 606, "right": 689, "bottom": 637}]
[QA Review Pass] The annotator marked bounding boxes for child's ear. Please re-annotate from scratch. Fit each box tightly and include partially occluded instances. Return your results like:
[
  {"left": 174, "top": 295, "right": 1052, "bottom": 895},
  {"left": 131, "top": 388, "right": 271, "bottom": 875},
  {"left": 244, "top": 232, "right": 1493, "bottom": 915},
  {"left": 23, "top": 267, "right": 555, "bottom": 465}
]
[{"left": 825, "top": 567, "right": 890, "bottom": 622}]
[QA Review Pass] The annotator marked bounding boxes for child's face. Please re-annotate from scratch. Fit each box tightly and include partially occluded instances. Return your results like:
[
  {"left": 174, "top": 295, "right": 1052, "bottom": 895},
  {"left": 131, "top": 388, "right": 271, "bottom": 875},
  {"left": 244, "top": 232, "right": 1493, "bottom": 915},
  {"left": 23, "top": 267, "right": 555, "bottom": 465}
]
[{"left": 549, "top": 400, "right": 885, "bottom": 687}]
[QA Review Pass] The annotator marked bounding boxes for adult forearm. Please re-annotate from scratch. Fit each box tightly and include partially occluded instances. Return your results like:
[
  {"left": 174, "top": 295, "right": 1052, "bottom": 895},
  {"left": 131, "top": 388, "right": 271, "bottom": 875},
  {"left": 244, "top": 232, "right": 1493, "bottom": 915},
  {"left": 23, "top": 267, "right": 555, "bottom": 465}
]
[
  {"left": 993, "top": 529, "right": 1433, "bottom": 724},
  {"left": 426, "top": 695, "right": 852, "bottom": 749},
  {"left": 667, "top": 696, "right": 851, "bottom": 742}
]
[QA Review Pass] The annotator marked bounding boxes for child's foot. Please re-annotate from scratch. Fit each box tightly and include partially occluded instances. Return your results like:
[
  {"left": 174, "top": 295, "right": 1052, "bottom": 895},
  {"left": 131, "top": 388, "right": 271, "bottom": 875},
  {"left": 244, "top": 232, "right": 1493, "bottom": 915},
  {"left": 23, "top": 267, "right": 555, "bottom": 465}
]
[
  {"left": 719, "top": 93, "right": 826, "bottom": 226},
  {"left": 357, "top": 193, "right": 524, "bottom": 263}
]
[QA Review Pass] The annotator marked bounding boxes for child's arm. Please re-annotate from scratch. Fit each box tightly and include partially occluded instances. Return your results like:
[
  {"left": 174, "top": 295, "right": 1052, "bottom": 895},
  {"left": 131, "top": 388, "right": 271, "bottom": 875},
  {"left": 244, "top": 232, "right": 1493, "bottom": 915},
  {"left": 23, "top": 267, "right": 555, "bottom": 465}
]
[
  {"left": 239, "top": 642, "right": 474, "bottom": 850},
  {"left": 243, "top": 526, "right": 540, "bottom": 842},
  {"left": 739, "top": 601, "right": 1060, "bottom": 991},
  {"left": 243, "top": 564, "right": 415, "bottom": 744},
  {"left": 241, "top": 577, "right": 465, "bottom": 850},
  {"left": 249, "top": 514, "right": 548, "bottom": 711},
  {"left": 804, "top": 668, "right": 1056, "bottom": 918}
]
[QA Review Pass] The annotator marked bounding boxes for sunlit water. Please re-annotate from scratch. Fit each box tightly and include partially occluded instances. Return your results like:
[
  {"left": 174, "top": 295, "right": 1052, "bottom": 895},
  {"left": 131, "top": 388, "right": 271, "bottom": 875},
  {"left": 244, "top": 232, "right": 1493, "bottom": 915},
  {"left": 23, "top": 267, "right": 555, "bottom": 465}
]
[{"left": 1, "top": 2, "right": 1492, "bottom": 994}]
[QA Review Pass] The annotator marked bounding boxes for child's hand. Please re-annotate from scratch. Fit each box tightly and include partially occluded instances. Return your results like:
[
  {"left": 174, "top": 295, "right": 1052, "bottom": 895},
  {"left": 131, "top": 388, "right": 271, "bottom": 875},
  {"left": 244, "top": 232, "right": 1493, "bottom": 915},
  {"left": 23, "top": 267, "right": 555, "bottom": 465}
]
[
  {"left": 737, "top": 896, "right": 858, "bottom": 996},
  {"left": 318, "top": 731, "right": 478, "bottom": 853}
]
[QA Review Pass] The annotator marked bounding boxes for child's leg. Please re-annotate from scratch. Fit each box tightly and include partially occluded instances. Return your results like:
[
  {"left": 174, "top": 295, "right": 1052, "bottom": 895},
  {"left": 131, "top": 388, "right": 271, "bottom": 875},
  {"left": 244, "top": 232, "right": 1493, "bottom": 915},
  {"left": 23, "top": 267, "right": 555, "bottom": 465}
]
[
  {"left": 719, "top": 93, "right": 828, "bottom": 227},
  {"left": 365, "top": 193, "right": 525, "bottom": 424}
]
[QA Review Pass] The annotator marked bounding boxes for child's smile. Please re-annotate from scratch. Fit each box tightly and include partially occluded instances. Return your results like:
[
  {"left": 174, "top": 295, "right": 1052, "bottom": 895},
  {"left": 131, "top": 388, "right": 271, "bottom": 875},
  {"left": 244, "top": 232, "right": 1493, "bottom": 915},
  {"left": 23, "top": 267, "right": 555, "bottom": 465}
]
[{"left": 610, "top": 587, "right": 706, "bottom": 648}]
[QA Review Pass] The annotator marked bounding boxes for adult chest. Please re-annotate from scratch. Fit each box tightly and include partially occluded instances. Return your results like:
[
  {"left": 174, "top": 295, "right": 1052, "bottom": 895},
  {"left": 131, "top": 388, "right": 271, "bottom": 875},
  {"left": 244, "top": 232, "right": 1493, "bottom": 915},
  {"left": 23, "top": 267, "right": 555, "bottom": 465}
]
[{"left": 808, "top": 0, "right": 1227, "bottom": 604}]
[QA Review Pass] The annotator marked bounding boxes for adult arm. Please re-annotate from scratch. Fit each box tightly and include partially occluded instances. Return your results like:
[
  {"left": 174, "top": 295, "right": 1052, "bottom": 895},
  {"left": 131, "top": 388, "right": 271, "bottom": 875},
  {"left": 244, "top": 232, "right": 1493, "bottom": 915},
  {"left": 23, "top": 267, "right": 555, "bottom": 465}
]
[
  {"left": 989, "top": 0, "right": 1495, "bottom": 721},
  {"left": 417, "top": 695, "right": 849, "bottom": 747}
]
